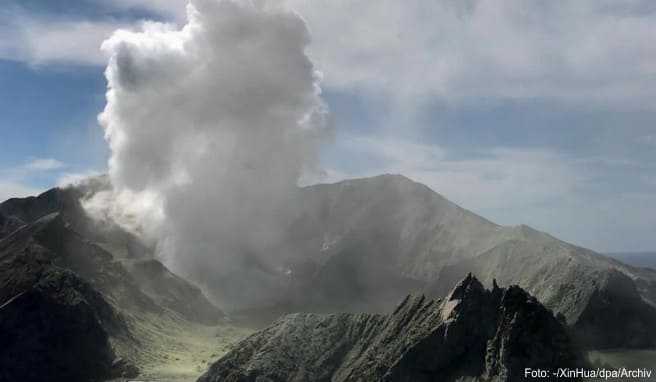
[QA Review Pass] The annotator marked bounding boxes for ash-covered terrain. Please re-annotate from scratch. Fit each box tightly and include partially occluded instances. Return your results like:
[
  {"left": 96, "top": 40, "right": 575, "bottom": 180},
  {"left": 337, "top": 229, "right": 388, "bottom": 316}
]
[{"left": 1, "top": 175, "right": 655, "bottom": 381}]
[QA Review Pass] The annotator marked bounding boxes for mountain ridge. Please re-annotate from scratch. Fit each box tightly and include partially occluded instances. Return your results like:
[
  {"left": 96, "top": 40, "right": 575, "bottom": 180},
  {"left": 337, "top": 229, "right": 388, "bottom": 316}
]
[
  {"left": 277, "top": 174, "right": 656, "bottom": 348},
  {"left": 0, "top": 184, "right": 229, "bottom": 380},
  {"left": 2, "top": 174, "right": 656, "bottom": 350},
  {"left": 199, "top": 274, "right": 584, "bottom": 382}
]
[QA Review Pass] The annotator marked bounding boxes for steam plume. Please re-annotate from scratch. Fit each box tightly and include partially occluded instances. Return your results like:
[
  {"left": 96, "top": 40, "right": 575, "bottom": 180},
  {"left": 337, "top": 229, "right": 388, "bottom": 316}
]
[{"left": 94, "top": 0, "right": 329, "bottom": 308}]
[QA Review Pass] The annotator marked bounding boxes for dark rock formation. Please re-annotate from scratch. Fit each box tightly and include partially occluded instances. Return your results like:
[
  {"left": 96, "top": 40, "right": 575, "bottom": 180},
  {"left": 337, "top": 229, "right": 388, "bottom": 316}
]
[
  {"left": 0, "top": 269, "right": 121, "bottom": 382},
  {"left": 199, "top": 275, "right": 584, "bottom": 382}
]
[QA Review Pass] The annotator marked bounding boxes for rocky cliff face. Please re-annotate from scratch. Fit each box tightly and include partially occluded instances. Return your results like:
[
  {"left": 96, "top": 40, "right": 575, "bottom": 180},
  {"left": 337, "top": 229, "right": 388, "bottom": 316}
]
[
  {"left": 199, "top": 275, "right": 584, "bottom": 382},
  {"left": 0, "top": 269, "right": 128, "bottom": 382}
]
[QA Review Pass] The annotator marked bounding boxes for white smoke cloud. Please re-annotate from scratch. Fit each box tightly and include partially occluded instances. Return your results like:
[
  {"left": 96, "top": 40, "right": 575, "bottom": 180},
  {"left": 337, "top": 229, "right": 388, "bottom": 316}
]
[
  {"left": 57, "top": 170, "right": 103, "bottom": 188},
  {"left": 94, "top": 0, "right": 329, "bottom": 308}
]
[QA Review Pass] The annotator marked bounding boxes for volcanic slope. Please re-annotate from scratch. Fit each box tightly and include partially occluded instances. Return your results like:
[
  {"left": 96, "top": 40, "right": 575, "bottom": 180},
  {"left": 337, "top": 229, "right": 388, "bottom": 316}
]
[
  {"left": 279, "top": 174, "right": 656, "bottom": 348},
  {"left": 0, "top": 184, "right": 251, "bottom": 380}
]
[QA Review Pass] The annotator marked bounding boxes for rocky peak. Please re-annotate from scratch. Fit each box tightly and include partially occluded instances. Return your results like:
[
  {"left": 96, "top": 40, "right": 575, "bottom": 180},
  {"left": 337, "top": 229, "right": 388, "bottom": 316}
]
[
  {"left": 447, "top": 272, "right": 485, "bottom": 300},
  {"left": 199, "top": 275, "right": 584, "bottom": 382}
]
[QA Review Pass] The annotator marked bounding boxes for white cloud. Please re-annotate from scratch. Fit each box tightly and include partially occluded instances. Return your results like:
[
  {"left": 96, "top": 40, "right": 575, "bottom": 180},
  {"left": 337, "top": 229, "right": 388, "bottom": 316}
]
[
  {"left": 96, "top": 0, "right": 329, "bottom": 308},
  {"left": 0, "top": 158, "right": 66, "bottom": 178},
  {"left": 284, "top": 0, "right": 656, "bottom": 108},
  {"left": 56, "top": 170, "right": 102, "bottom": 188},
  {"left": 24, "top": 158, "right": 65, "bottom": 171},
  {"left": 6, "top": 0, "right": 656, "bottom": 108},
  {"left": 4, "top": 0, "right": 654, "bottom": 107},
  {"left": 0, "top": 15, "right": 133, "bottom": 66},
  {"left": 22, "top": 21, "right": 130, "bottom": 66}
]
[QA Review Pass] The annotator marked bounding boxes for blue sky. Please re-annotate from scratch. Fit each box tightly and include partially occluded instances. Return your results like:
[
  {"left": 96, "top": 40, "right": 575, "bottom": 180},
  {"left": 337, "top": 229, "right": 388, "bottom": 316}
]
[{"left": 1, "top": 0, "right": 655, "bottom": 253}]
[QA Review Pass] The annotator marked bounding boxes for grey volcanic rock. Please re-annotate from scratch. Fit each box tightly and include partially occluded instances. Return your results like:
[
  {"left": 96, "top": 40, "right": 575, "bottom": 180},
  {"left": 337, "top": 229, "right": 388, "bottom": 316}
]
[
  {"left": 280, "top": 175, "right": 656, "bottom": 348},
  {"left": 0, "top": 212, "right": 157, "bottom": 313},
  {"left": 199, "top": 275, "right": 583, "bottom": 382},
  {"left": 0, "top": 188, "right": 70, "bottom": 236},
  {"left": 0, "top": 269, "right": 119, "bottom": 382}
]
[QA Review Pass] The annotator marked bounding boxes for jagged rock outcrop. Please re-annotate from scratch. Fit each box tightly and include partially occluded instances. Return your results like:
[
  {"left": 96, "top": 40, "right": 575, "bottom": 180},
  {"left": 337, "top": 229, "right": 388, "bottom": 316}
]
[
  {"left": 424, "top": 242, "right": 656, "bottom": 349},
  {"left": 0, "top": 269, "right": 127, "bottom": 382},
  {"left": 199, "top": 275, "right": 584, "bottom": 382}
]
